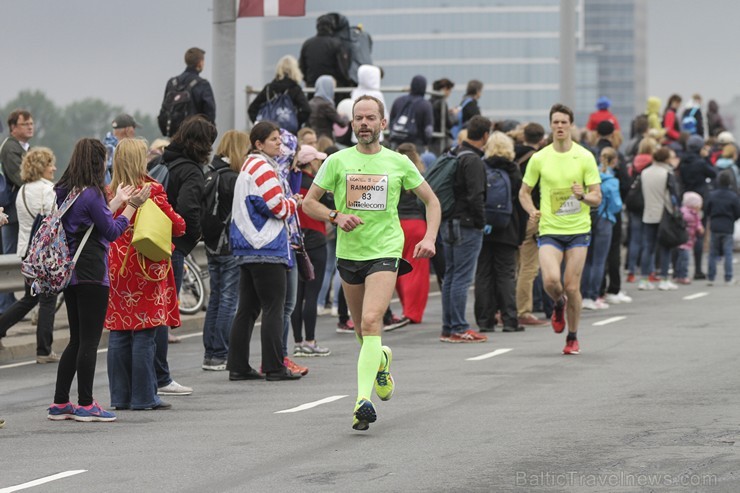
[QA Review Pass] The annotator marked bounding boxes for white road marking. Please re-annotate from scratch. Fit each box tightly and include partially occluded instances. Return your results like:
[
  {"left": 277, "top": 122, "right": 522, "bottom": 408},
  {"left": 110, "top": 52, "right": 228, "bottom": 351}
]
[
  {"left": 0, "top": 470, "right": 87, "bottom": 493},
  {"left": 0, "top": 360, "right": 36, "bottom": 370},
  {"left": 683, "top": 292, "right": 708, "bottom": 301},
  {"left": 466, "top": 348, "right": 513, "bottom": 361},
  {"left": 592, "top": 316, "right": 627, "bottom": 326},
  {"left": 275, "top": 395, "right": 348, "bottom": 414}
]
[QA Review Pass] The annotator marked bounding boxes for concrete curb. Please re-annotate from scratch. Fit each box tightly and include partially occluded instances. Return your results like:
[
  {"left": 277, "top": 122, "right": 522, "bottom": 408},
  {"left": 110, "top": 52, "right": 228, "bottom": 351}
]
[{"left": 0, "top": 313, "right": 206, "bottom": 364}]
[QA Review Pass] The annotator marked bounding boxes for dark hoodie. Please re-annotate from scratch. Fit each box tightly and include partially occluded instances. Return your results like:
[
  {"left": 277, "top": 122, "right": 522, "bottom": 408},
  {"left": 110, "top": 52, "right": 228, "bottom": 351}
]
[
  {"left": 706, "top": 175, "right": 740, "bottom": 234},
  {"left": 678, "top": 135, "right": 716, "bottom": 199},
  {"left": 388, "top": 75, "right": 434, "bottom": 147},
  {"left": 161, "top": 143, "right": 206, "bottom": 255},
  {"left": 248, "top": 77, "right": 311, "bottom": 126},
  {"left": 298, "top": 18, "right": 351, "bottom": 87},
  {"left": 707, "top": 100, "right": 726, "bottom": 137}
]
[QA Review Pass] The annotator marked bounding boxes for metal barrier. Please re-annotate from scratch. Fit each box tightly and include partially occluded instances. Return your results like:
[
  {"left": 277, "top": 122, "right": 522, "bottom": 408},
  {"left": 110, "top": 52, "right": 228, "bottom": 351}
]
[
  {"left": 0, "top": 243, "right": 210, "bottom": 294},
  {"left": 245, "top": 85, "right": 450, "bottom": 146}
]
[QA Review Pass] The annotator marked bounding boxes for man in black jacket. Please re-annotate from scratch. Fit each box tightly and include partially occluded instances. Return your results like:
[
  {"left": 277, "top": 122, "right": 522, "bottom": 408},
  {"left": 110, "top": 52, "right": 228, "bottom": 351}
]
[
  {"left": 299, "top": 15, "right": 351, "bottom": 90},
  {"left": 388, "top": 75, "right": 434, "bottom": 152},
  {"left": 158, "top": 47, "right": 216, "bottom": 137},
  {"left": 440, "top": 115, "right": 490, "bottom": 343}
]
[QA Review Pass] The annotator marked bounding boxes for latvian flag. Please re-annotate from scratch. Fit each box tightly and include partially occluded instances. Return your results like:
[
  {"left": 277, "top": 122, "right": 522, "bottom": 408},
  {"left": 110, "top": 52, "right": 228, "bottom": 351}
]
[{"left": 238, "top": 0, "right": 306, "bottom": 17}]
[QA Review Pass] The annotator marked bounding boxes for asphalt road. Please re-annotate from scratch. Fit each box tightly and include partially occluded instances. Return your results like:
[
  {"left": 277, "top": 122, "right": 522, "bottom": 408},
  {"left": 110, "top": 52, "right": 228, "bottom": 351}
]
[{"left": 1, "top": 282, "right": 739, "bottom": 492}]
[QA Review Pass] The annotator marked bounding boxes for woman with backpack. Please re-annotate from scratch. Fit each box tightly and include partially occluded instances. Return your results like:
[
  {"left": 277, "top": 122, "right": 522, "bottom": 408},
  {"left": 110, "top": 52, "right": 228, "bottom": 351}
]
[
  {"left": 308, "top": 75, "right": 348, "bottom": 141},
  {"left": 248, "top": 55, "right": 310, "bottom": 133},
  {"left": 0, "top": 148, "right": 58, "bottom": 363},
  {"left": 47, "top": 138, "right": 150, "bottom": 423},
  {"left": 105, "top": 139, "right": 186, "bottom": 411},
  {"left": 227, "top": 121, "right": 304, "bottom": 382},
  {"left": 200, "top": 130, "right": 246, "bottom": 371},
  {"left": 474, "top": 131, "right": 523, "bottom": 332}
]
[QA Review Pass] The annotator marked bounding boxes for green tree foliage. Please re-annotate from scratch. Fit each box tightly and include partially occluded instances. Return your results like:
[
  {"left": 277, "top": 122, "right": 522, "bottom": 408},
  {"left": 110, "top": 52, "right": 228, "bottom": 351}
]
[{"left": 2, "top": 91, "right": 159, "bottom": 179}]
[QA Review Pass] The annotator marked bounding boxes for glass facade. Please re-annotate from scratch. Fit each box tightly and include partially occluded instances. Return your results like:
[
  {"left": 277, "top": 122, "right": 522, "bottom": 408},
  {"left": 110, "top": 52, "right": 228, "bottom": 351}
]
[{"left": 262, "top": 0, "right": 645, "bottom": 129}]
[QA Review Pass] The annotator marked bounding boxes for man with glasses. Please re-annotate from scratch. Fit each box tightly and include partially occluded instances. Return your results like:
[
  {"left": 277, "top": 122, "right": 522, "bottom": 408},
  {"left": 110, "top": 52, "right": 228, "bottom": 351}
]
[{"left": 0, "top": 110, "right": 34, "bottom": 313}]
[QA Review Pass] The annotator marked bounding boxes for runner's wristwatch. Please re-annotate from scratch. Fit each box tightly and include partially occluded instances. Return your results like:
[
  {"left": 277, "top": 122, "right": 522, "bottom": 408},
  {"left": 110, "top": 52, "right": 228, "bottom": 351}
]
[{"left": 328, "top": 210, "right": 339, "bottom": 223}]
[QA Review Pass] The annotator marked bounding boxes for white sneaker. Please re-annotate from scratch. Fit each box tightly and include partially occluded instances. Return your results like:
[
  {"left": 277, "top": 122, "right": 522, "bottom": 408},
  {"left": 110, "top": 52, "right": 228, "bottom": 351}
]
[
  {"left": 594, "top": 298, "right": 610, "bottom": 309},
  {"left": 658, "top": 280, "right": 678, "bottom": 291},
  {"left": 606, "top": 291, "right": 633, "bottom": 304},
  {"left": 604, "top": 293, "right": 622, "bottom": 304},
  {"left": 158, "top": 381, "right": 193, "bottom": 396},
  {"left": 331, "top": 306, "right": 339, "bottom": 317},
  {"left": 638, "top": 280, "right": 655, "bottom": 291},
  {"left": 582, "top": 298, "right": 597, "bottom": 310},
  {"left": 616, "top": 291, "right": 633, "bottom": 303}
]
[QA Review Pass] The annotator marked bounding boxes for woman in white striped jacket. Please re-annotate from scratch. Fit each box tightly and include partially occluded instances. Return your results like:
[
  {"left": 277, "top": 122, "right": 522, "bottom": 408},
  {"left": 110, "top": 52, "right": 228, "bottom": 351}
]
[{"left": 227, "top": 121, "right": 304, "bottom": 382}]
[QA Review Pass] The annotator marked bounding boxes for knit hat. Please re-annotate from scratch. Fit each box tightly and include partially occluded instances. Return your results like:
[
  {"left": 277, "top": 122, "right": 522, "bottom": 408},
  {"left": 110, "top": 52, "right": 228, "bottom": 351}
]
[
  {"left": 717, "top": 131, "right": 736, "bottom": 145},
  {"left": 596, "top": 96, "right": 611, "bottom": 110},
  {"left": 682, "top": 191, "right": 703, "bottom": 209},
  {"left": 686, "top": 134, "right": 704, "bottom": 152}
]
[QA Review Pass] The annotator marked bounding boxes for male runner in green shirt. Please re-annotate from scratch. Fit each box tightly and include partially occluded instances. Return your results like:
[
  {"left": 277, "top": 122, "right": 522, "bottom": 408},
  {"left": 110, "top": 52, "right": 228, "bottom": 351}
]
[
  {"left": 303, "top": 95, "right": 441, "bottom": 431},
  {"left": 519, "top": 103, "right": 602, "bottom": 355}
]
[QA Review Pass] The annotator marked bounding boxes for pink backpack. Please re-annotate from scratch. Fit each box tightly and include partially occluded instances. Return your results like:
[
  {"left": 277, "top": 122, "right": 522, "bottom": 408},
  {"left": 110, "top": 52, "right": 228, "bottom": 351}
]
[{"left": 21, "top": 188, "right": 94, "bottom": 295}]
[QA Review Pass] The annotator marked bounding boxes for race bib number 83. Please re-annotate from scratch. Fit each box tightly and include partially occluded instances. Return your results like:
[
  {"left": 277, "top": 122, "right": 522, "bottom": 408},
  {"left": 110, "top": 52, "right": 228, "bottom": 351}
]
[{"left": 346, "top": 174, "right": 388, "bottom": 210}]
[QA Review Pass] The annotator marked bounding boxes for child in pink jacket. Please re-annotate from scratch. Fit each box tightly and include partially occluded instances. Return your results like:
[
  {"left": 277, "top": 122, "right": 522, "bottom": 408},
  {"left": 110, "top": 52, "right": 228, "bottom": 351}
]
[{"left": 675, "top": 191, "right": 705, "bottom": 284}]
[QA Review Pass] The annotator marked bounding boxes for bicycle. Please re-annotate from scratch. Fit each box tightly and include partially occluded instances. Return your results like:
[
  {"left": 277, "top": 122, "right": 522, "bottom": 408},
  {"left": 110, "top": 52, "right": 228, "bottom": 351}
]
[{"left": 179, "top": 253, "right": 209, "bottom": 315}]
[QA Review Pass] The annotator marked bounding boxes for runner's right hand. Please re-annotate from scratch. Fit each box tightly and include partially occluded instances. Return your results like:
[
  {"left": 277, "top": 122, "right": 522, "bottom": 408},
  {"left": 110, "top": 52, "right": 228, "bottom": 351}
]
[
  {"left": 335, "top": 213, "right": 364, "bottom": 232},
  {"left": 528, "top": 210, "right": 541, "bottom": 223}
]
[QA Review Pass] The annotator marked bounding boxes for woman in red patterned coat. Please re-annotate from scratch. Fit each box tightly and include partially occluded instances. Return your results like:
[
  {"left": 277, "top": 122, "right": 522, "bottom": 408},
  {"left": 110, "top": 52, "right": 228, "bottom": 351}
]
[{"left": 105, "top": 138, "right": 186, "bottom": 411}]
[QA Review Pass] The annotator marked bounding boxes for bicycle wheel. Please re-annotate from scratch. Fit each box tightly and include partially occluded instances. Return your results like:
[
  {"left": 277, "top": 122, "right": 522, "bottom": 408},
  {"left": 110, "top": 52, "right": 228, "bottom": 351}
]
[{"left": 179, "top": 257, "right": 206, "bottom": 315}]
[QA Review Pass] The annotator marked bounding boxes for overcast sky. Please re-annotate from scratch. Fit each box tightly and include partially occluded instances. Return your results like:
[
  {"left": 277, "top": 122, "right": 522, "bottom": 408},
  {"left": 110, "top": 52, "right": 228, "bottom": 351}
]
[{"left": 2, "top": 0, "right": 738, "bottom": 130}]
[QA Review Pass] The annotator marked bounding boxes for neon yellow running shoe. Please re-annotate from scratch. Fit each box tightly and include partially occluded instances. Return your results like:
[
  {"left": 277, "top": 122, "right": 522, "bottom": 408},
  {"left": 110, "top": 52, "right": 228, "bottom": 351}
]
[
  {"left": 374, "top": 345, "right": 394, "bottom": 401},
  {"left": 352, "top": 398, "right": 377, "bottom": 431}
]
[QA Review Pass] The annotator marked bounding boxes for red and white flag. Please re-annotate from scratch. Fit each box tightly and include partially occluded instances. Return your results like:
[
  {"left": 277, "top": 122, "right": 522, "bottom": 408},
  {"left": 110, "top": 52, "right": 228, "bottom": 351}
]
[{"left": 238, "top": 0, "right": 305, "bottom": 17}]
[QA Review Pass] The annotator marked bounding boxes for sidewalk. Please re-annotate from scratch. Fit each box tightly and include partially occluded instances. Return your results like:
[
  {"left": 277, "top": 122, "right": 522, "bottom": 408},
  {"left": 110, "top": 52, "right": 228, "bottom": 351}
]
[{"left": 0, "top": 302, "right": 205, "bottom": 363}]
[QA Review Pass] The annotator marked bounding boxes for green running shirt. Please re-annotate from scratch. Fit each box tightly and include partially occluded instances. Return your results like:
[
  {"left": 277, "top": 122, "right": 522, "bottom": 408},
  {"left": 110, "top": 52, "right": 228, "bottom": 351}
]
[
  {"left": 313, "top": 146, "right": 424, "bottom": 261},
  {"left": 522, "top": 143, "right": 601, "bottom": 236}
]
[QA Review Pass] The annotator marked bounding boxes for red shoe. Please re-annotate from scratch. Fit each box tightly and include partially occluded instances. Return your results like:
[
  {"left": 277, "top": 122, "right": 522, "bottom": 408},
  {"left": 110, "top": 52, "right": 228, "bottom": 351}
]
[
  {"left": 626, "top": 273, "right": 636, "bottom": 283},
  {"left": 551, "top": 297, "right": 566, "bottom": 333},
  {"left": 284, "top": 357, "right": 309, "bottom": 376},
  {"left": 648, "top": 273, "right": 660, "bottom": 283},
  {"left": 448, "top": 329, "right": 488, "bottom": 343},
  {"left": 562, "top": 338, "right": 580, "bottom": 355}
]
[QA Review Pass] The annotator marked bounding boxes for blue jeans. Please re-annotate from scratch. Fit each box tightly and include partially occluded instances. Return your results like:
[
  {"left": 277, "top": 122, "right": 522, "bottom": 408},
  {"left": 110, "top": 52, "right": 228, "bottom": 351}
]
[
  {"left": 202, "top": 254, "right": 239, "bottom": 360},
  {"left": 317, "top": 236, "right": 336, "bottom": 307},
  {"left": 708, "top": 232, "right": 734, "bottom": 282},
  {"left": 581, "top": 218, "right": 614, "bottom": 300},
  {"left": 441, "top": 220, "right": 483, "bottom": 335},
  {"left": 283, "top": 261, "right": 298, "bottom": 357},
  {"left": 155, "top": 248, "right": 185, "bottom": 387},
  {"left": 627, "top": 211, "right": 646, "bottom": 274},
  {"left": 107, "top": 328, "right": 162, "bottom": 409},
  {"left": 675, "top": 249, "right": 691, "bottom": 279},
  {"left": 641, "top": 223, "right": 670, "bottom": 278},
  {"left": 0, "top": 221, "right": 18, "bottom": 312}
]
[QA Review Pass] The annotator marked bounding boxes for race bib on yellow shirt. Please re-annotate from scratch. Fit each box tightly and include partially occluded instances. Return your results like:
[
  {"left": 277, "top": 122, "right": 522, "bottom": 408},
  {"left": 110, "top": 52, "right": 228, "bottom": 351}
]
[
  {"left": 346, "top": 174, "right": 388, "bottom": 211},
  {"left": 551, "top": 188, "right": 581, "bottom": 216}
]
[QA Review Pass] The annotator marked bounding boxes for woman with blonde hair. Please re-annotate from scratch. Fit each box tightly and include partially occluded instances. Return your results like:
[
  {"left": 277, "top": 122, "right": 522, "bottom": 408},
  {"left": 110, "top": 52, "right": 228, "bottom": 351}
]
[
  {"left": 105, "top": 138, "right": 186, "bottom": 411},
  {"left": 0, "top": 147, "right": 58, "bottom": 363},
  {"left": 200, "top": 130, "right": 247, "bottom": 371},
  {"left": 474, "top": 131, "right": 524, "bottom": 332},
  {"left": 248, "top": 55, "right": 311, "bottom": 131}
]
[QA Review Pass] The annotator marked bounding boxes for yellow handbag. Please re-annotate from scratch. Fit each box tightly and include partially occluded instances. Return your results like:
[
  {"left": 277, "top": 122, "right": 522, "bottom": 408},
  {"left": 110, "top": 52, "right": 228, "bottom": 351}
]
[{"left": 131, "top": 198, "right": 173, "bottom": 262}]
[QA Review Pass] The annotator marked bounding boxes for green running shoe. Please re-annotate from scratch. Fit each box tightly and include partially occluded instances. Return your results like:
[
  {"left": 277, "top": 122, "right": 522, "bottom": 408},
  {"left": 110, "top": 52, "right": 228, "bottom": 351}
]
[
  {"left": 374, "top": 346, "right": 394, "bottom": 401},
  {"left": 352, "top": 399, "right": 377, "bottom": 431}
]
